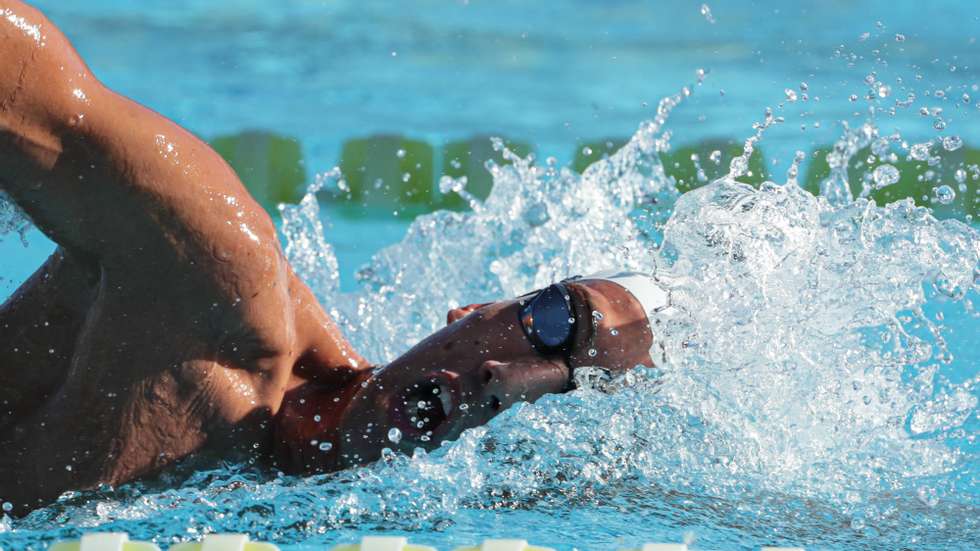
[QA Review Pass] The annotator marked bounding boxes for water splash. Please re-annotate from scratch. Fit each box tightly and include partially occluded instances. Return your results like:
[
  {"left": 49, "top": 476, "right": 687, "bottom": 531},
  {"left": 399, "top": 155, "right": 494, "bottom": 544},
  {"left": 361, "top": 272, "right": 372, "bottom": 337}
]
[{"left": 4, "top": 87, "right": 980, "bottom": 551}]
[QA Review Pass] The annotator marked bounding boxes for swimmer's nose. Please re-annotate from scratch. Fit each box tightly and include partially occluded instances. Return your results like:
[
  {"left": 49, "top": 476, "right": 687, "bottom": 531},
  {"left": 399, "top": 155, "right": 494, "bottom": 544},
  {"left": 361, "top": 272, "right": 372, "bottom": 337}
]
[{"left": 478, "top": 360, "right": 569, "bottom": 411}]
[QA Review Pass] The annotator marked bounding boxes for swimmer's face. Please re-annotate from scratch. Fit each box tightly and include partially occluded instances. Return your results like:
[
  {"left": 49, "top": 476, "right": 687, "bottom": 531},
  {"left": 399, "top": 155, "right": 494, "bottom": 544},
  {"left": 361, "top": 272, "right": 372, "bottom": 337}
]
[{"left": 273, "top": 279, "right": 654, "bottom": 473}]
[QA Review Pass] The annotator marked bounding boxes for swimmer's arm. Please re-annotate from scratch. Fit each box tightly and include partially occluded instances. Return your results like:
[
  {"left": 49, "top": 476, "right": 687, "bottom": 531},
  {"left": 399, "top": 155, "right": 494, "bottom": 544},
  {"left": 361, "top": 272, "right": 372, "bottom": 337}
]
[
  {"left": 0, "top": 3, "right": 269, "bottom": 268},
  {"left": 0, "top": 0, "right": 365, "bottom": 373}
]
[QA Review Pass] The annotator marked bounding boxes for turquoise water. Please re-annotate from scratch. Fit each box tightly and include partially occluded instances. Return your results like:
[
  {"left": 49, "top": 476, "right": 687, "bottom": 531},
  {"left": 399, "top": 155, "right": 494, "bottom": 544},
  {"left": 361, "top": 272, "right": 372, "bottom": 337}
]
[{"left": 1, "top": 1, "right": 979, "bottom": 550}]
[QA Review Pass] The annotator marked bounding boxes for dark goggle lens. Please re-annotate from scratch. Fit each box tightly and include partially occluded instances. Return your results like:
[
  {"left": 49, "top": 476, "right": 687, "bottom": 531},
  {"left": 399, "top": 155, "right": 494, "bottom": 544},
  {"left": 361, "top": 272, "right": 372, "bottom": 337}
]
[{"left": 523, "top": 284, "right": 574, "bottom": 350}]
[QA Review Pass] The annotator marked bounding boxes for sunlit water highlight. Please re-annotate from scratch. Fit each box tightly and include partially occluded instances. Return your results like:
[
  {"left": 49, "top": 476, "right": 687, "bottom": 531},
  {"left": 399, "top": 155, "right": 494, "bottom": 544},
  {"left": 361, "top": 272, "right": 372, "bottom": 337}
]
[{"left": 2, "top": 28, "right": 980, "bottom": 551}]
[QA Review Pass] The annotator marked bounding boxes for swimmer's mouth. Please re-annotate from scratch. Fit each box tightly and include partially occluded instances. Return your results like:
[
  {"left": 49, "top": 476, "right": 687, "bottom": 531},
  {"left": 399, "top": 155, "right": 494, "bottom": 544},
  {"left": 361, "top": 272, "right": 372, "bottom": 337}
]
[{"left": 392, "top": 371, "right": 461, "bottom": 443}]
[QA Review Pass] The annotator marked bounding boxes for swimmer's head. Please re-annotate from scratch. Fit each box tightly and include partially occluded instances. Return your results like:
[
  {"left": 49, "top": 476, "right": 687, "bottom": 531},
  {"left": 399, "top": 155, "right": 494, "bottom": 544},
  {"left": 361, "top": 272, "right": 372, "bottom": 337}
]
[{"left": 272, "top": 278, "right": 654, "bottom": 473}]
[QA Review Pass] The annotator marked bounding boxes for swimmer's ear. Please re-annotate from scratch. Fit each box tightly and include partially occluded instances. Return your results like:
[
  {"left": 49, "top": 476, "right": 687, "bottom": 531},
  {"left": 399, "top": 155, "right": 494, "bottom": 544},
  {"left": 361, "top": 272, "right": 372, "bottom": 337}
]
[{"left": 447, "top": 303, "right": 491, "bottom": 325}]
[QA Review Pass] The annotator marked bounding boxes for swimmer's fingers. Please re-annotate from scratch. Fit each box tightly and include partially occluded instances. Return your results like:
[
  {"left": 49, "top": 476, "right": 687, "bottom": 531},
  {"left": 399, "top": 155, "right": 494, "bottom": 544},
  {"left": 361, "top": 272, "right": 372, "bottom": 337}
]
[{"left": 447, "top": 303, "right": 491, "bottom": 325}]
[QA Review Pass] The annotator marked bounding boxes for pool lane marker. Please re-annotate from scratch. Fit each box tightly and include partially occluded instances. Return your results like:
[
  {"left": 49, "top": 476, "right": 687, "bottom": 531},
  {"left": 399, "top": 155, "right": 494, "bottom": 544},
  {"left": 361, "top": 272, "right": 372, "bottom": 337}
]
[
  {"left": 452, "top": 539, "right": 555, "bottom": 551},
  {"left": 169, "top": 534, "right": 278, "bottom": 551},
  {"left": 331, "top": 536, "right": 436, "bottom": 551},
  {"left": 48, "top": 533, "right": 160, "bottom": 551}
]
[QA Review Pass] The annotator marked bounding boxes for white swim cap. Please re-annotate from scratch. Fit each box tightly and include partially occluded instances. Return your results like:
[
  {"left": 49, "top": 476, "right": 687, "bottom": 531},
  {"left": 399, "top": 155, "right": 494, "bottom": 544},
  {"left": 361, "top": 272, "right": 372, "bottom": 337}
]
[{"left": 584, "top": 270, "right": 670, "bottom": 319}]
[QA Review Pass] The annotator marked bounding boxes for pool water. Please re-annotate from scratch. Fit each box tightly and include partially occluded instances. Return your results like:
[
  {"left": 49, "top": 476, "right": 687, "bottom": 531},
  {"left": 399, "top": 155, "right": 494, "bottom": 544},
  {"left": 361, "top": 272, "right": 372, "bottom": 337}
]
[{"left": 1, "top": 1, "right": 979, "bottom": 550}]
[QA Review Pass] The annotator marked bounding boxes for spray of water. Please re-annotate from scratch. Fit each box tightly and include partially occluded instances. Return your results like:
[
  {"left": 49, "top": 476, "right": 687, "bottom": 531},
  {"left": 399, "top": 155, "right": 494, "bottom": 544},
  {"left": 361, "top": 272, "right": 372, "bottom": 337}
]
[{"left": 1, "top": 83, "right": 978, "bottom": 551}]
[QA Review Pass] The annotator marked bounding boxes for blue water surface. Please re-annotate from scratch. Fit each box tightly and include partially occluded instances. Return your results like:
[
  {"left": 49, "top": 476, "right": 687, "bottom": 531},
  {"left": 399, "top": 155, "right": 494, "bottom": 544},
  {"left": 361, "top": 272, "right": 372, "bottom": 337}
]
[{"left": 1, "top": 1, "right": 978, "bottom": 550}]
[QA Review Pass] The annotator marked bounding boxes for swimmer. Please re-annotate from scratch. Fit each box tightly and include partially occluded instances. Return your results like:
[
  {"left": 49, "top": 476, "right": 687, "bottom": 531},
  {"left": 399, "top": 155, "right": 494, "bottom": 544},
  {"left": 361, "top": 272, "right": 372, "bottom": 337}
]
[{"left": 0, "top": 1, "right": 664, "bottom": 513}]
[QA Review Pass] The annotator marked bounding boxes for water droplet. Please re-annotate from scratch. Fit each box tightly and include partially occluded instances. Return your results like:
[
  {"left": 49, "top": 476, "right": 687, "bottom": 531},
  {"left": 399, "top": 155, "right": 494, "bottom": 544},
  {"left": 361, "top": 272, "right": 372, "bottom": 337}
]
[
  {"left": 318, "top": 441, "right": 332, "bottom": 452},
  {"left": 933, "top": 184, "right": 956, "bottom": 205},
  {"left": 942, "top": 136, "right": 963, "bottom": 151},
  {"left": 313, "top": 414, "right": 321, "bottom": 423},
  {"left": 699, "top": 3, "right": 715, "bottom": 24},
  {"left": 933, "top": 119, "right": 947, "bottom": 131},
  {"left": 877, "top": 84, "right": 891, "bottom": 98},
  {"left": 910, "top": 142, "right": 932, "bottom": 161},
  {"left": 581, "top": 146, "right": 593, "bottom": 156},
  {"left": 402, "top": 172, "right": 411, "bottom": 182},
  {"left": 895, "top": 33, "right": 906, "bottom": 42},
  {"left": 387, "top": 427, "right": 402, "bottom": 443},
  {"left": 568, "top": 317, "right": 576, "bottom": 324},
  {"left": 849, "top": 94, "right": 858, "bottom": 102},
  {"left": 587, "top": 348, "right": 598, "bottom": 357},
  {"left": 872, "top": 164, "right": 900, "bottom": 188},
  {"left": 396, "top": 149, "right": 406, "bottom": 158},
  {"left": 610, "top": 329, "right": 619, "bottom": 336},
  {"left": 799, "top": 82, "right": 809, "bottom": 92},
  {"left": 417, "top": 400, "right": 428, "bottom": 409},
  {"left": 784, "top": 89, "right": 798, "bottom": 102}
]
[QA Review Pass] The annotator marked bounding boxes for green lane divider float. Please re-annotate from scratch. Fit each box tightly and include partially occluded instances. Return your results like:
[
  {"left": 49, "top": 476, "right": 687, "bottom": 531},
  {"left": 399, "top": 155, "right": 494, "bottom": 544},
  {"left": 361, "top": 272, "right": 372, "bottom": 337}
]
[
  {"left": 803, "top": 143, "right": 978, "bottom": 220},
  {"left": 338, "top": 135, "right": 435, "bottom": 216},
  {"left": 210, "top": 131, "right": 306, "bottom": 213},
  {"left": 572, "top": 137, "right": 768, "bottom": 190},
  {"left": 440, "top": 136, "right": 532, "bottom": 211},
  {"left": 209, "top": 129, "right": 975, "bottom": 223},
  {"left": 335, "top": 135, "right": 531, "bottom": 217}
]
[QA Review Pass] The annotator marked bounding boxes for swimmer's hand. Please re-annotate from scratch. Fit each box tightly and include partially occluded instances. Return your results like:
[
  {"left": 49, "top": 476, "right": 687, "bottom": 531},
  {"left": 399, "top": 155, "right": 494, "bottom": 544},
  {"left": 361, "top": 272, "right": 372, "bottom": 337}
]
[{"left": 446, "top": 303, "right": 491, "bottom": 325}]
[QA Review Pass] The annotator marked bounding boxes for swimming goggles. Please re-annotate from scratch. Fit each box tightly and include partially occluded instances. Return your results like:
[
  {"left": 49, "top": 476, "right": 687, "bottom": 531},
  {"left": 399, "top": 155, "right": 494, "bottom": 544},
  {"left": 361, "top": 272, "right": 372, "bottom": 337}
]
[{"left": 518, "top": 282, "right": 578, "bottom": 356}]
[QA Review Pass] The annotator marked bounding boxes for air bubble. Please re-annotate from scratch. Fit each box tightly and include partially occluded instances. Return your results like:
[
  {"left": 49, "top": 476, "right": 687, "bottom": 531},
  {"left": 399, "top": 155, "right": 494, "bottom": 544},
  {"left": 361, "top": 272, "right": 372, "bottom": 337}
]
[
  {"left": 318, "top": 441, "right": 333, "bottom": 452},
  {"left": 387, "top": 427, "right": 402, "bottom": 444},
  {"left": 910, "top": 143, "right": 932, "bottom": 161},
  {"left": 942, "top": 136, "right": 963, "bottom": 151},
  {"left": 933, "top": 185, "right": 956, "bottom": 204},
  {"left": 872, "top": 164, "right": 900, "bottom": 188}
]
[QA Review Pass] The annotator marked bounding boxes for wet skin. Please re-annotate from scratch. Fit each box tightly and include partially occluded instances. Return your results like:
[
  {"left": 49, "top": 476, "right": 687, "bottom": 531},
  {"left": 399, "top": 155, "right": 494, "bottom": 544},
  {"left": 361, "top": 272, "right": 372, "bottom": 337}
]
[
  {"left": 273, "top": 279, "right": 654, "bottom": 473},
  {"left": 0, "top": 0, "right": 656, "bottom": 513},
  {"left": 0, "top": 0, "right": 366, "bottom": 513}
]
